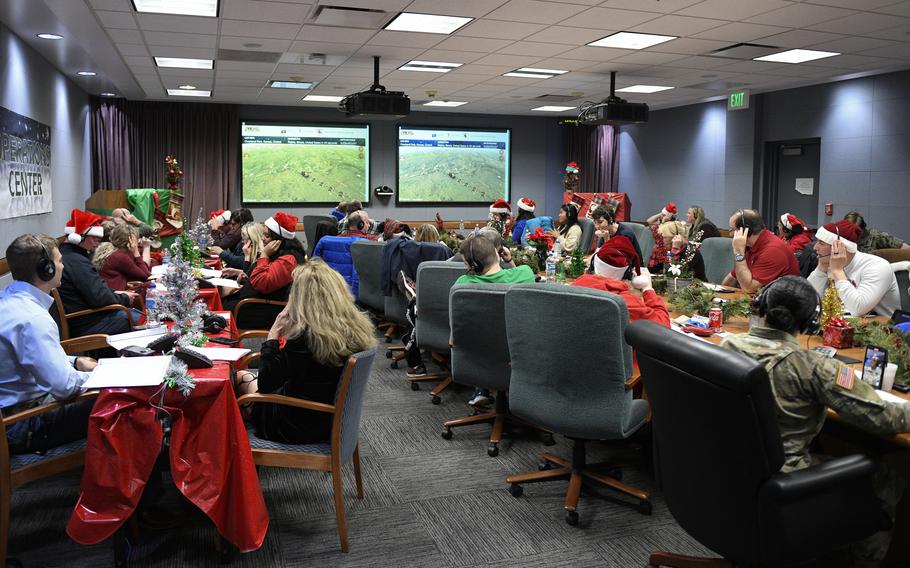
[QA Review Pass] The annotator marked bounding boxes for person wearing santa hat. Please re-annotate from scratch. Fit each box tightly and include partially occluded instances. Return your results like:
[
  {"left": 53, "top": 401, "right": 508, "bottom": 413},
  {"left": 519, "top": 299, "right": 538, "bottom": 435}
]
[
  {"left": 510, "top": 197, "right": 537, "bottom": 243},
  {"left": 776, "top": 213, "right": 814, "bottom": 256},
  {"left": 56, "top": 209, "right": 141, "bottom": 336},
  {"left": 721, "top": 209, "right": 799, "bottom": 293},
  {"left": 488, "top": 198, "right": 513, "bottom": 236},
  {"left": 808, "top": 219, "right": 900, "bottom": 317},
  {"left": 646, "top": 202, "right": 678, "bottom": 225}
]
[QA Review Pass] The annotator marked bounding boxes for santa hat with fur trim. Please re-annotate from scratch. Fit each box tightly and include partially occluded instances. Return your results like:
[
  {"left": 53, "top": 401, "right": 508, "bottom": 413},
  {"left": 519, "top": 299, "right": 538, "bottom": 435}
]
[
  {"left": 264, "top": 212, "right": 298, "bottom": 239},
  {"left": 209, "top": 209, "right": 231, "bottom": 224},
  {"left": 779, "top": 213, "right": 804, "bottom": 231},
  {"left": 517, "top": 197, "right": 536, "bottom": 213},
  {"left": 816, "top": 219, "right": 863, "bottom": 253},
  {"left": 65, "top": 209, "right": 105, "bottom": 244},
  {"left": 594, "top": 235, "right": 641, "bottom": 280},
  {"left": 661, "top": 202, "right": 677, "bottom": 218},
  {"left": 489, "top": 199, "right": 511, "bottom": 215}
]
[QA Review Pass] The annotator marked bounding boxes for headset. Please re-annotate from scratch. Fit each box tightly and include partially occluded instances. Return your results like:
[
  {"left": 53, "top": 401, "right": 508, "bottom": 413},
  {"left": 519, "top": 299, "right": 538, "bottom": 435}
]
[
  {"left": 33, "top": 236, "right": 56, "bottom": 282},
  {"left": 465, "top": 235, "right": 484, "bottom": 274},
  {"left": 736, "top": 209, "right": 746, "bottom": 230},
  {"left": 202, "top": 313, "right": 228, "bottom": 334},
  {"left": 753, "top": 277, "right": 820, "bottom": 335}
]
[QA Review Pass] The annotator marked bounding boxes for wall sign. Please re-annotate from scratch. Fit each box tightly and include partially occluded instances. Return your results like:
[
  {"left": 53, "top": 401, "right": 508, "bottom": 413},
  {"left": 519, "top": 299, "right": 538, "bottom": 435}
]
[
  {"left": 0, "top": 105, "right": 51, "bottom": 220},
  {"left": 795, "top": 177, "right": 814, "bottom": 195},
  {"left": 727, "top": 89, "right": 750, "bottom": 111}
]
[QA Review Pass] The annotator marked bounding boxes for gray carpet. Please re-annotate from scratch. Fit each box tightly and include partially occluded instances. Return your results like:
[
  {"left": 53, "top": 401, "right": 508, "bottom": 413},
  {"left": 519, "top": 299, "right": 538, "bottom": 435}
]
[{"left": 8, "top": 338, "right": 714, "bottom": 567}]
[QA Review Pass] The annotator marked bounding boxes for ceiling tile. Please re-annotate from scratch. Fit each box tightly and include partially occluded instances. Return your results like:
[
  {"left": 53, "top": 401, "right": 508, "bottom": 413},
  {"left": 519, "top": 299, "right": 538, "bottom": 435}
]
[
  {"left": 522, "top": 25, "right": 611, "bottom": 45},
  {"left": 95, "top": 10, "right": 137, "bottom": 29},
  {"left": 864, "top": 21, "right": 910, "bottom": 41},
  {"left": 295, "top": 25, "right": 375, "bottom": 44},
  {"left": 757, "top": 29, "right": 844, "bottom": 49},
  {"left": 808, "top": 54, "right": 896, "bottom": 69},
  {"left": 216, "top": 69, "right": 276, "bottom": 78},
  {"left": 860, "top": 43, "right": 910, "bottom": 59},
  {"left": 648, "top": 38, "right": 732, "bottom": 55},
  {"left": 402, "top": 0, "right": 508, "bottom": 17},
  {"left": 471, "top": 53, "right": 540, "bottom": 67},
  {"left": 354, "top": 45, "right": 426, "bottom": 59},
  {"left": 88, "top": 0, "right": 132, "bottom": 10},
  {"left": 115, "top": 43, "right": 149, "bottom": 56},
  {"left": 671, "top": 55, "right": 740, "bottom": 69},
  {"left": 677, "top": 0, "right": 792, "bottom": 21},
  {"left": 222, "top": 0, "right": 309, "bottom": 23},
  {"left": 216, "top": 76, "right": 270, "bottom": 87},
  {"left": 288, "top": 41, "right": 360, "bottom": 56},
  {"left": 496, "top": 41, "right": 575, "bottom": 57},
  {"left": 631, "top": 15, "right": 729, "bottom": 36},
  {"left": 808, "top": 12, "right": 909, "bottom": 35},
  {"left": 589, "top": 0, "right": 704, "bottom": 13},
  {"left": 220, "top": 20, "right": 301, "bottom": 39},
  {"left": 557, "top": 7, "right": 659, "bottom": 29},
  {"left": 433, "top": 36, "right": 515, "bottom": 53},
  {"left": 106, "top": 28, "right": 145, "bottom": 44},
  {"left": 366, "top": 31, "right": 445, "bottom": 49},
  {"left": 457, "top": 19, "right": 546, "bottom": 40},
  {"left": 216, "top": 60, "right": 278, "bottom": 71},
  {"left": 273, "top": 63, "right": 332, "bottom": 77},
  {"left": 147, "top": 46, "right": 216, "bottom": 59},
  {"left": 746, "top": 4, "right": 856, "bottom": 27},
  {"left": 806, "top": 0, "right": 901, "bottom": 9},
  {"left": 612, "top": 51, "right": 689, "bottom": 66},
  {"left": 484, "top": 0, "right": 588, "bottom": 24},
  {"left": 123, "top": 55, "right": 155, "bottom": 68},
  {"left": 691, "top": 22, "right": 789, "bottom": 42},
  {"left": 450, "top": 64, "right": 517, "bottom": 76},
  {"left": 144, "top": 31, "right": 219, "bottom": 48},
  {"left": 415, "top": 50, "right": 485, "bottom": 65},
  {"left": 136, "top": 13, "right": 219, "bottom": 34},
  {"left": 716, "top": 59, "right": 787, "bottom": 74},
  {"left": 219, "top": 37, "right": 293, "bottom": 52},
  {"left": 810, "top": 36, "right": 899, "bottom": 54},
  {"left": 873, "top": 2, "right": 910, "bottom": 17},
  {"left": 529, "top": 57, "right": 598, "bottom": 71}
]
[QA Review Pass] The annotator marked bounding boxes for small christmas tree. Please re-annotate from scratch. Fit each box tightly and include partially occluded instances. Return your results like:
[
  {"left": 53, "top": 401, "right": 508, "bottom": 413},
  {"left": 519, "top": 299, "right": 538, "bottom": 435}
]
[
  {"left": 820, "top": 277, "right": 845, "bottom": 328},
  {"left": 567, "top": 247, "right": 587, "bottom": 278},
  {"left": 157, "top": 247, "right": 208, "bottom": 348},
  {"left": 163, "top": 357, "right": 196, "bottom": 396}
]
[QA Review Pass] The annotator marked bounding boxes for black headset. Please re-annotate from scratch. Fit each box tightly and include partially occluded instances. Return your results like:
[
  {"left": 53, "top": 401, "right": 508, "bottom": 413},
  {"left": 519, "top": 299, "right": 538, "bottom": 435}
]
[
  {"left": 736, "top": 209, "right": 746, "bottom": 230},
  {"left": 753, "top": 277, "right": 820, "bottom": 335},
  {"left": 353, "top": 215, "right": 366, "bottom": 231},
  {"left": 33, "top": 237, "right": 55, "bottom": 282},
  {"left": 466, "top": 235, "right": 483, "bottom": 274},
  {"left": 202, "top": 313, "right": 228, "bottom": 334}
]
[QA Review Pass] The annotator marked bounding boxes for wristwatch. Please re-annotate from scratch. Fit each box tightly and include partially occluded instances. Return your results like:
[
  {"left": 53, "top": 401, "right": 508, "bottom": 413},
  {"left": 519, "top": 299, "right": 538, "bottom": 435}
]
[{"left": 734, "top": 252, "right": 745, "bottom": 262}]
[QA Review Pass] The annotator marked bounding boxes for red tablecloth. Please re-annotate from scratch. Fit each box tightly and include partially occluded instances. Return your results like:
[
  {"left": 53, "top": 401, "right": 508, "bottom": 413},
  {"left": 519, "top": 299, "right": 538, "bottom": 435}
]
[
  {"left": 197, "top": 288, "right": 223, "bottom": 312},
  {"left": 67, "top": 316, "right": 267, "bottom": 552}
]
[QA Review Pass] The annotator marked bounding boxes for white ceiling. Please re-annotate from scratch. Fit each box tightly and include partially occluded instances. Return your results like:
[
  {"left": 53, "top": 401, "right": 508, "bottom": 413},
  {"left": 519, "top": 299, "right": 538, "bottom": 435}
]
[{"left": 4, "top": 0, "right": 910, "bottom": 115}]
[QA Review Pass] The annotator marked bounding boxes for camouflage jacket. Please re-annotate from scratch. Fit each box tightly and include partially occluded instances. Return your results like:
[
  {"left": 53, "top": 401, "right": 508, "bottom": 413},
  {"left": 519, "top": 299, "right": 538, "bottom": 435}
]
[
  {"left": 858, "top": 228, "right": 904, "bottom": 253},
  {"left": 722, "top": 326, "right": 910, "bottom": 472}
]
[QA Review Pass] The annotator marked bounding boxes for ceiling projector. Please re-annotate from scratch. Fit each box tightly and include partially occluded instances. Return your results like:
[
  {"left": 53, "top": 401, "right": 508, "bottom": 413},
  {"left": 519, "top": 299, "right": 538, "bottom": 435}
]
[
  {"left": 578, "top": 72, "right": 649, "bottom": 125},
  {"left": 339, "top": 56, "right": 410, "bottom": 119}
]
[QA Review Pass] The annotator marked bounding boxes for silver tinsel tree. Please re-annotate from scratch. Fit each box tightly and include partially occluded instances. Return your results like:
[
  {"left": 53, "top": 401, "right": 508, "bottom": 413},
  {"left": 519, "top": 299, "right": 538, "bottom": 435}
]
[
  {"left": 163, "top": 357, "right": 196, "bottom": 396},
  {"left": 156, "top": 246, "right": 208, "bottom": 348}
]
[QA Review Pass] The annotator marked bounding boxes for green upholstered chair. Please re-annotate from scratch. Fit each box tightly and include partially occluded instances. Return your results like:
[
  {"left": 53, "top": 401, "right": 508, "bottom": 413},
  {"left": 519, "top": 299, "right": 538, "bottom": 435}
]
[
  {"left": 700, "top": 237, "right": 734, "bottom": 284},
  {"left": 302, "top": 214, "right": 337, "bottom": 258},
  {"left": 620, "top": 222, "right": 653, "bottom": 261},
  {"left": 576, "top": 218, "right": 596, "bottom": 254}
]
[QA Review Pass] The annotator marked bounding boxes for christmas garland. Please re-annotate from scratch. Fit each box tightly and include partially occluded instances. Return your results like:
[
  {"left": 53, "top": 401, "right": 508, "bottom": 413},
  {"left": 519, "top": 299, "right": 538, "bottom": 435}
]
[
  {"left": 849, "top": 318, "right": 910, "bottom": 383},
  {"left": 669, "top": 283, "right": 753, "bottom": 320}
]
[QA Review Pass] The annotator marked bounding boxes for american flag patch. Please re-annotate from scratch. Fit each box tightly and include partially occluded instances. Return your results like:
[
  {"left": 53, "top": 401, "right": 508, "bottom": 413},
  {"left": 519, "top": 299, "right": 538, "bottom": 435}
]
[{"left": 835, "top": 365, "right": 854, "bottom": 390}]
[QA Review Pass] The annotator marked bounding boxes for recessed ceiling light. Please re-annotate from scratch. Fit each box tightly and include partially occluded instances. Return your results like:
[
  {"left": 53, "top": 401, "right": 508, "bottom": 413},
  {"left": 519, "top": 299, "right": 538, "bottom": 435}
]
[
  {"left": 155, "top": 57, "right": 213, "bottom": 70},
  {"left": 532, "top": 105, "right": 575, "bottom": 112},
  {"left": 301, "top": 95, "right": 344, "bottom": 103},
  {"left": 77, "top": 71, "right": 97, "bottom": 76},
  {"left": 423, "top": 101, "right": 468, "bottom": 107},
  {"left": 167, "top": 88, "right": 211, "bottom": 97},
  {"left": 100, "top": 92, "right": 118, "bottom": 97},
  {"left": 399, "top": 60, "right": 462, "bottom": 73},
  {"left": 753, "top": 49, "right": 840, "bottom": 64},
  {"left": 178, "top": 84, "right": 196, "bottom": 90},
  {"left": 384, "top": 12, "right": 473, "bottom": 35},
  {"left": 515, "top": 67, "right": 568, "bottom": 75},
  {"left": 133, "top": 0, "right": 218, "bottom": 18},
  {"left": 616, "top": 85, "right": 674, "bottom": 93},
  {"left": 270, "top": 80, "right": 315, "bottom": 89},
  {"left": 504, "top": 72, "right": 554, "bottom": 79},
  {"left": 588, "top": 31, "right": 677, "bottom": 50},
  {"left": 36, "top": 33, "right": 63, "bottom": 40}
]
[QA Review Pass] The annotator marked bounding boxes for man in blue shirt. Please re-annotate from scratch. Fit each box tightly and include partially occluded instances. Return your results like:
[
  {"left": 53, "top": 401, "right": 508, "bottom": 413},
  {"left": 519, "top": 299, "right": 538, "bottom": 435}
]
[{"left": 0, "top": 234, "right": 98, "bottom": 453}]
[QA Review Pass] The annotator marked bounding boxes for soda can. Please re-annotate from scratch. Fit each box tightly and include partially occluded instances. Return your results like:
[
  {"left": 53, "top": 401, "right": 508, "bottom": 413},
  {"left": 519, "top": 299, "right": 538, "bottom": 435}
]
[{"left": 709, "top": 307, "right": 723, "bottom": 331}]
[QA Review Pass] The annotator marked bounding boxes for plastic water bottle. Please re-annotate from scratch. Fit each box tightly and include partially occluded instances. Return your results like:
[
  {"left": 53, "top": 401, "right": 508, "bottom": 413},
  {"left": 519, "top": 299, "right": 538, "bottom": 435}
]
[
  {"left": 556, "top": 261, "right": 566, "bottom": 285},
  {"left": 458, "top": 219, "right": 464, "bottom": 233},
  {"left": 162, "top": 249, "right": 170, "bottom": 266},
  {"left": 545, "top": 252, "right": 556, "bottom": 283},
  {"left": 145, "top": 282, "right": 159, "bottom": 326},
  {"left": 553, "top": 240, "right": 563, "bottom": 259},
  {"left": 664, "top": 250, "right": 672, "bottom": 274}
]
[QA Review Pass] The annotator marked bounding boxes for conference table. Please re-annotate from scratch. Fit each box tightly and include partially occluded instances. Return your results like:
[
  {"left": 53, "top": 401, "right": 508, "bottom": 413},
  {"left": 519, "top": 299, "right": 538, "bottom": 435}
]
[{"left": 66, "top": 312, "right": 269, "bottom": 553}]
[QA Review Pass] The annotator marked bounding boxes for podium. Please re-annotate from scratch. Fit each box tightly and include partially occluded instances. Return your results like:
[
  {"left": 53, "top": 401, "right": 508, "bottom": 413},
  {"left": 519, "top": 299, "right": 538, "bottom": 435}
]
[{"left": 563, "top": 192, "right": 631, "bottom": 222}]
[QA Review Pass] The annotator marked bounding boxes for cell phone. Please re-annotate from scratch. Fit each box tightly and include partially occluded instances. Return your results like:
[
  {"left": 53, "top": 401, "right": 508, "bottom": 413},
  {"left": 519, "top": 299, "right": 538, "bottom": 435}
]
[
  {"left": 861, "top": 345, "right": 888, "bottom": 389},
  {"left": 893, "top": 382, "right": 910, "bottom": 393},
  {"left": 812, "top": 346, "right": 837, "bottom": 358},
  {"left": 208, "top": 336, "right": 239, "bottom": 345}
]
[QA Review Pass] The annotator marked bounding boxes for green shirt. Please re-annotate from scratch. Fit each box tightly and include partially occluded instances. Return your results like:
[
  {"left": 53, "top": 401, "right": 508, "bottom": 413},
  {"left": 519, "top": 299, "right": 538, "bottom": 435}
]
[
  {"left": 858, "top": 227, "right": 904, "bottom": 253},
  {"left": 455, "top": 265, "right": 536, "bottom": 285}
]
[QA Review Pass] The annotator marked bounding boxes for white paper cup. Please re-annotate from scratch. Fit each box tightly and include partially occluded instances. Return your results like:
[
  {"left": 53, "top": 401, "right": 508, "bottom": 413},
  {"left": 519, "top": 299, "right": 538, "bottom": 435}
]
[{"left": 883, "top": 363, "right": 898, "bottom": 392}]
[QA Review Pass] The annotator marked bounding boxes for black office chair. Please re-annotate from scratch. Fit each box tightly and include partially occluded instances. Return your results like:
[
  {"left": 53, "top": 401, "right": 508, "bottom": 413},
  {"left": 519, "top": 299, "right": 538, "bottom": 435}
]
[{"left": 626, "top": 321, "right": 888, "bottom": 568}]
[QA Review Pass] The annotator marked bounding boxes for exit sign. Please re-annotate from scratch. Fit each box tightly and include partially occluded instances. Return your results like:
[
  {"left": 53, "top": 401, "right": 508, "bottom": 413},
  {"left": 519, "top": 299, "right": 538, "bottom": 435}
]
[{"left": 728, "top": 89, "right": 750, "bottom": 111}]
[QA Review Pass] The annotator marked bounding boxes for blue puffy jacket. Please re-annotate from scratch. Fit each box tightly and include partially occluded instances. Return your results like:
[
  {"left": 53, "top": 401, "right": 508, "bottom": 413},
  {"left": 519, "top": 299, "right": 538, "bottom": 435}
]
[
  {"left": 313, "top": 235, "right": 364, "bottom": 298},
  {"left": 520, "top": 216, "right": 554, "bottom": 246}
]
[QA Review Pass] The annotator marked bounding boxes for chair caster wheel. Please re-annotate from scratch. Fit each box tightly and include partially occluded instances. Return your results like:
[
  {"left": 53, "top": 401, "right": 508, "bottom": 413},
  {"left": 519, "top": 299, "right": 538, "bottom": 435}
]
[
  {"left": 541, "top": 432, "right": 556, "bottom": 446},
  {"left": 391, "top": 361, "right": 399, "bottom": 369},
  {"left": 441, "top": 428, "right": 453, "bottom": 440},
  {"left": 509, "top": 484, "right": 523, "bottom": 498},
  {"left": 410, "top": 382, "right": 420, "bottom": 391},
  {"left": 606, "top": 467, "right": 622, "bottom": 481},
  {"left": 385, "top": 350, "right": 392, "bottom": 358},
  {"left": 487, "top": 444, "right": 499, "bottom": 457},
  {"left": 637, "top": 500, "right": 652, "bottom": 515},
  {"left": 538, "top": 461, "right": 551, "bottom": 471},
  {"left": 431, "top": 395, "right": 441, "bottom": 405},
  {"left": 565, "top": 510, "right": 579, "bottom": 526}
]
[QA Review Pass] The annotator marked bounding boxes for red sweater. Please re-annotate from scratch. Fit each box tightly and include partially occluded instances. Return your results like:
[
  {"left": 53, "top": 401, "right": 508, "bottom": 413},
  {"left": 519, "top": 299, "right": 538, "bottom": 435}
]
[
  {"left": 250, "top": 254, "right": 298, "bottom": 294},
  {"left": 99, "top": 249, "right": 151, "bottom": 291},
  {"left": 780, "top": 231, "right": 813, "bottom": 255},
  {"left": 572, "top": 274, "right": 670, "bottom": 327}
]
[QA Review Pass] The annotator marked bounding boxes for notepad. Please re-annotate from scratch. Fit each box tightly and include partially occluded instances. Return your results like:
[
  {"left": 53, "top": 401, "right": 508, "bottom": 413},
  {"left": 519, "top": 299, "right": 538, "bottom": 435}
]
[
  {"left": 189, "top": 347, "right": 251, "bottom": 361},
  {"left": 107, "top": 327, "right": 169, "bottom": 351},
  {"left": 205, "top": 277, "right": 241, "bottom": 289},
  {"left": 83, "top": 356, "right": 170, "bottom": 389}
]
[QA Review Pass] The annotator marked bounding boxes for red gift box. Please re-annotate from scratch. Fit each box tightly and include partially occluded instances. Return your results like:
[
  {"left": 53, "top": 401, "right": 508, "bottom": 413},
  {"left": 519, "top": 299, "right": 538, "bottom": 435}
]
[{"left": 823, "top": 317, "right": 854, "bottom": 348}]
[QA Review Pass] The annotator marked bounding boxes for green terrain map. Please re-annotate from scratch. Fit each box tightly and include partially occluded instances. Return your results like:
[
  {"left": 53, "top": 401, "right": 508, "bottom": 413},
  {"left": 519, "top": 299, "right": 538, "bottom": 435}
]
[
  {"left": 398, "top": 146, "right": 506, "bottom": 202},
  {"left": 242, "top": 144, "right": 367, "bottom": 202}
]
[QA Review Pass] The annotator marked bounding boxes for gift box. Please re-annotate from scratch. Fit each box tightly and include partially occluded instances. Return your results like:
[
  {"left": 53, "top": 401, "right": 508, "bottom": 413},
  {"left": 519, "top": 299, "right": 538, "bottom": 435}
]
[{"left": 823, "top": 317, "right": 854, "bottom": 348}]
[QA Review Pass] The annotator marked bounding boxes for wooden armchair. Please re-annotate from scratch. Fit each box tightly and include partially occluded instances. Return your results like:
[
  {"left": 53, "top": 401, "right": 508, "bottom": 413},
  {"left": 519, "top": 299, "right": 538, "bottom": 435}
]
[
  {"left": 0, "top": 334, "right": 106, "bottom": 563},
  {"left": 237, "top": 348, "right": 377, "bottom": 553},
  {"left": 232, "top": 298, "right": 287, "bottom": 334},
  {"left": 49, "top": 289, "right": 134, "bottom": 340}
]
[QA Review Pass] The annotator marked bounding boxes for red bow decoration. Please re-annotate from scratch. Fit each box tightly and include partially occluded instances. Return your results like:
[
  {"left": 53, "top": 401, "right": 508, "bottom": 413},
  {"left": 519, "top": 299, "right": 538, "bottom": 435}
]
[
  {"left": 827, "top": 317, "right": 850, "bottom": 328},
  {"left": 527, "top": 227, "right": 553, "bottom": 251}
]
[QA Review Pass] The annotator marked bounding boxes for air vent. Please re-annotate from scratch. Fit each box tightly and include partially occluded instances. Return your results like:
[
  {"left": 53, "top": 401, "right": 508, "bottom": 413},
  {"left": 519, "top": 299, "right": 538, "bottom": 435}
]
[
  {"left": 217, "top": 49, "right": 282, "bottom": 63},
  {"left": 708, "top": 43, "right": 779, "bottom": 59},
  {"left": 311, "top": 4, "right": 388, "bottom": 28},
  {"left": 533, "top": 94, "right": 579, "bottom": 103}
]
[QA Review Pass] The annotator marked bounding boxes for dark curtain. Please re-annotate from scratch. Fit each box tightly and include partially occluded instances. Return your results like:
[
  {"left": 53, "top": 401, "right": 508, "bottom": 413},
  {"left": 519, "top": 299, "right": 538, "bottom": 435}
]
[
  {"left": 566, "top": 124, "right": 619, "bottom": 194},
  {"left": 91, "top": 98, "right": 239, "bottom": 218}
]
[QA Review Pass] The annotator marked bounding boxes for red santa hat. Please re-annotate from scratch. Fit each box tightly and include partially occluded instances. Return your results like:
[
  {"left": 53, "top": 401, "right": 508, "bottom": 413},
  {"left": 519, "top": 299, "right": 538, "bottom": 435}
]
[
  {"left": 489, "top": 199, "right": 511, "bottom": 215},
  {"left": 779, "top": 213, "right": 804, "bottom": 231},
  {"left": 264, "top": 212, "right": 298, "bottom": 239},
  {"left": 661, "top": 202, "right": 677, "bottom": 217},
  {"left": 816, "top": 219, "right": 863, "bottom": 253},
  {"left": 517, "top": 197, "right": 536, "bottom": 213},
  {"left": 593, "top": 235, "right": 641, "bottom": 280},
  {"left": 565, "top": 161, "right": 579, "bottom": 173},
  {"left": 209, "top": 209, "right": 231, "bottom": 224},
  {"left": 65, "top": 208, "right": 105, "bottom": 244}
]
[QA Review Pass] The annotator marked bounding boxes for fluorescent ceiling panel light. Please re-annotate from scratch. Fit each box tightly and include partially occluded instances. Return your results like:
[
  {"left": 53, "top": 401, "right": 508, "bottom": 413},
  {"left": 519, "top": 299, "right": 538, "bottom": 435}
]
[
  {"left": 77, "top": 71, "right": 96, "bottom": 76},
  {"left": 423, "top": 101, "right": 468, "bottom": 107},
  {"left": 588, "top": 32, "right": 676, "bottom": 50},
  {"left": 100, "top": 92, "right": 118, "bottom": 97},
  {"left": 384, "top": 12, "right": 472, "bottom": 35},
  {"left": 36, "top": 33, "right": 63, "bottom": 40},
  {"left": 155, "top": 57, "right": 213, "bottom": 70},
  {"left": 504, "top": 72, "right": 554, "bottom": 79},
  {"left": 178, "top": 84, "right": 196, "bottom": 90},
  {"left": 616, "top": 85, "right": 674, "bottom": 93},
  {"left": 133, "top": 0, "right": 218, "bottom": 17},
  {"left": 270, "top": 81, "right": 314, "bottom": 89},
  {"left": 515, "top": 68, "right": 567, "bottom": 75},
  {"left": 532, "top": 105, "right": 575, "bottom": 112},
  {"left": 399, "top": 60, "right": 462, "bottom": 73},
  {"left": 753, "top": 49, "right": 840, "bottom": 64},
  {"left": 167, "top": 88, "right": 211, "bottom": 97},
  {"left": 302, "top": 95, "right": 344, "bottom": 102}
]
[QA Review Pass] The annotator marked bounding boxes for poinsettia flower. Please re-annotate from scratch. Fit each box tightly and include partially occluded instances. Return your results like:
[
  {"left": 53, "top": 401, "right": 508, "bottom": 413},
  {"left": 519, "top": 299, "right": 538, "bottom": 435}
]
[{"left": 669, "top": 264, "right": 682, "bottom": 276}]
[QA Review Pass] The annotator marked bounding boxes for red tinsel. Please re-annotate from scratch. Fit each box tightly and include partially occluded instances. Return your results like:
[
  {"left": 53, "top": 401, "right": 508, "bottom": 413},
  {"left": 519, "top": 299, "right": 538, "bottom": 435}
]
[{"left": 527, "top": 227, "right": 553, "bottom": 251}]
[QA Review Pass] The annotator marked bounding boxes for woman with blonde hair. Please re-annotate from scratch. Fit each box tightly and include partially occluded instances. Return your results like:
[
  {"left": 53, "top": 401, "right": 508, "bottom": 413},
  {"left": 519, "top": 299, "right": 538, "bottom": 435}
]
[
  {"left": 414, "top": 223, "right": 440, "bottom": 243},
  {"left": 685, "top": 205, "right": 720, "bottom": 241},
  {"left": 234, "top": 258, "right": 376, "bottom": 443},
  {"left": 97, "top": 223, "right": 151, "bottom": 292}
]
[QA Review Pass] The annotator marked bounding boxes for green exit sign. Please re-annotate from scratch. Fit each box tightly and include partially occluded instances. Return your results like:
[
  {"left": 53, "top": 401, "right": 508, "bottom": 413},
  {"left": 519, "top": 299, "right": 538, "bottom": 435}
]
[{"left": 728, "top": 89, "right": 750, "bottom": 111}]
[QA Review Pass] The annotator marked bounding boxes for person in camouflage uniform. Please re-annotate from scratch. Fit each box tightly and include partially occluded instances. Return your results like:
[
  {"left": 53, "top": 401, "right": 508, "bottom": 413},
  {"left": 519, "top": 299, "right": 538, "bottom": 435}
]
[
  {"left": 722, "top": 276, "right": 910, "bottom": 567},
  {"left": 844, "top": 211, "right": 908, "bottom": 253}
]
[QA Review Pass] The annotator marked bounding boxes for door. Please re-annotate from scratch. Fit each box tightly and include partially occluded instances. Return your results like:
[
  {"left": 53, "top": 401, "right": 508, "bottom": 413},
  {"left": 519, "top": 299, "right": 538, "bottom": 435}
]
[{"left": 762, "top": 139, "right": 820, "bottom": 229}]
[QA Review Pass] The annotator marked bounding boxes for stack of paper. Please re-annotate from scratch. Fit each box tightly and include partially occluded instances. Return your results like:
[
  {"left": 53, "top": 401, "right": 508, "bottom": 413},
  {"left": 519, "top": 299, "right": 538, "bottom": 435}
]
[
  {"left": 106, "top": 327, "right": 169, "bottom": 351},
  {"left": 83, "top": 355, "right": 171, "bottom": 389}
]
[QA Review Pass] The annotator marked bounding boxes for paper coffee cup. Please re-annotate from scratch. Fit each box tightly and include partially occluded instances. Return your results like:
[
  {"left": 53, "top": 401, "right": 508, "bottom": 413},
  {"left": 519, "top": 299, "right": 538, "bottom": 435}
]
[{"left": 883, "top": 363, "right": 898, "bottom": 392}]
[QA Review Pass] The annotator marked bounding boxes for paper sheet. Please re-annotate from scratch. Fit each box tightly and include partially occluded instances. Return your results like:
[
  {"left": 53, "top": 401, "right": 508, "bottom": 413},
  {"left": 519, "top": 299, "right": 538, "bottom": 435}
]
[
  {"left": 107, "top": 327, "right": 169, "bottom": 351},
  {"left": 83, "top": 356, "right": 170, "bottom": 389},
  {"left": 188, "top": 347, "right": 251, "bottom": 361},
  {"left": 702, "top": 282, "right": 735, "bottom": 293},
  {"left": 876, "top": 389, "right": 908, "bottom": 405},
  {"left": 206, "top": 277, "right": 241, "bottom": 289}
]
